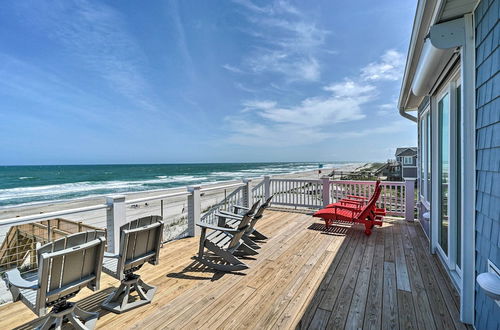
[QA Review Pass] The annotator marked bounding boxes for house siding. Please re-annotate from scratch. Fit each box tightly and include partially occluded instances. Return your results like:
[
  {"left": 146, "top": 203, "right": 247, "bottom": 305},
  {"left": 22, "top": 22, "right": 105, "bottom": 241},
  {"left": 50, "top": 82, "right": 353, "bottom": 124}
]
[{"left": 474, "top": 0, "right": 500, "bottom": 329}]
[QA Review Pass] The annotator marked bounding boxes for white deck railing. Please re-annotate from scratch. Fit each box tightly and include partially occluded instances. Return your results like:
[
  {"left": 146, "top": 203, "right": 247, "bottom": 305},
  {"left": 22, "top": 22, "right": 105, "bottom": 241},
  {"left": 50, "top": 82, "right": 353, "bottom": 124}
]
[
  {"left": 199, "top": 183, "right": 245, "bottom": 225},
  {"left": 270, "top": 178, "right": 323, "bottom": 208}
]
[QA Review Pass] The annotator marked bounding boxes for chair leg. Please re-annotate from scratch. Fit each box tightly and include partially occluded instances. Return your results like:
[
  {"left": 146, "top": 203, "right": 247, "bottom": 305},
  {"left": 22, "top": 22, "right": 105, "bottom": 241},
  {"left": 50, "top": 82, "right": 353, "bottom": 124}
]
[
  {"left": 241, "top": 235, "right": 261, "bottom": 249},
  {"left": 250, "top": 229, "right": 268, "bottom": 240},
  {"left": 102, "top": 274, "right": 157, "bottom": 314},
  {"left": 235, "top": 242, "right": 258, "bottom": 256},
  {"left": 199, "top": 242, "right": 249, "bottom": 272},
  {"left": 36, "top": 302, "right": 97, "bottom": 330}
]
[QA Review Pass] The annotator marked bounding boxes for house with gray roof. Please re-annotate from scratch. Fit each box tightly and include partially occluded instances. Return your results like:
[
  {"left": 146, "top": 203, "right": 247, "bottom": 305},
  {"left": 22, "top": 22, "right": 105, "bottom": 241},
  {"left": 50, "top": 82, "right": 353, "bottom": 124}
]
[{"left": 395, "top": 147, "right": 418, "bottom": 179}]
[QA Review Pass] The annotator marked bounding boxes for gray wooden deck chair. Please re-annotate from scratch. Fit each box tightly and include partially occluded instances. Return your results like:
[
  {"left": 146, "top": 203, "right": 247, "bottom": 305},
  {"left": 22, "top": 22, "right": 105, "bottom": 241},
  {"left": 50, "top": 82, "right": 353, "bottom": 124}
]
[
  {"left": 196, "top": 208, "right": 256, "bottom": 272},
  {"left": 219, "top": 195, "right": 273, "bottom": 241},
  {"left": 3, "top": 230, "right": 106, "bottom": 330},
  {"left": 101, "top": 215, "right": 163, "bottom": 314}
]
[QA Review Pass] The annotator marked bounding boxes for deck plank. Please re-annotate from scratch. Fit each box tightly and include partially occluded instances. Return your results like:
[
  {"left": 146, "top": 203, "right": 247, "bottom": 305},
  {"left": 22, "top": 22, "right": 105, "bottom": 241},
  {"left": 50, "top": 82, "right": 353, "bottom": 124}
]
[
  {"left": 393, "top": 223, "right": 411, "bottom": 292},
  {"left": 397, "top": 289, "right": 418, "bottom": 330},
  {"left": 362, "top": 228, "right": 385, "bottom": 330},
  {"left": 382, "top": 261, "right": 399, "bottom": 329},
  {"left": 399, "top": 221, "right": 436, "bottom": 329},
  {"left": 326, "top": 231, "right": 368, "bottom": 329},
  {"left": 345, "top": 230, "right": 377, "bottom": 329}
]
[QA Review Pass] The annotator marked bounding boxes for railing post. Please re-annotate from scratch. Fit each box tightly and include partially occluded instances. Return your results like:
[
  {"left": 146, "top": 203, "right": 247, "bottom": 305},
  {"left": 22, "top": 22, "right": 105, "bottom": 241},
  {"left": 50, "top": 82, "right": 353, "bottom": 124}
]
[
  {"left": 242, "top": 178, "right": 252, "bottom": 207},
  {"left": 187, "top": 185, "right": 201, "bottom": 237},
  {"left": 106, "top": 195, "right": 126, "bottom": 253},
  {"left": 264, "top": 176, "right": 271, "bottom": 200},
  {"left": 321, "top": 176, "right": 331, "bottom": 208},
  {"left": 404, "top": 179, "right": 416, "bottom": 222}
]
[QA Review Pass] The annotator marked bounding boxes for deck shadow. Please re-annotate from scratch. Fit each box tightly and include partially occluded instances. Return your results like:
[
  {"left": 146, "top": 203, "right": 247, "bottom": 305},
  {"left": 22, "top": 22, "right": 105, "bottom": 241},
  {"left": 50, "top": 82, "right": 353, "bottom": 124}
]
[
  {"left": 13, "top": 287, "right": 116, "bottom": 330},
  {"left": 307, "top": 222, "right": 351, "bottom": 236},
  {"left": 166, "top": 258, "right": 246, "bottom": 281}
]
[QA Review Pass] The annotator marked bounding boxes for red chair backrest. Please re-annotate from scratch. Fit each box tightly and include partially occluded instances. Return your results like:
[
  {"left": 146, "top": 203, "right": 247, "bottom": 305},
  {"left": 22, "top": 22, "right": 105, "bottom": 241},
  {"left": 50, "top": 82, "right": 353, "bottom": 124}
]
[
  {"left": 356, "top": 186, "right": 382, "bottom": 220},
  {"left": 366, "top": 180, "right": 380, "bottom": 203}
]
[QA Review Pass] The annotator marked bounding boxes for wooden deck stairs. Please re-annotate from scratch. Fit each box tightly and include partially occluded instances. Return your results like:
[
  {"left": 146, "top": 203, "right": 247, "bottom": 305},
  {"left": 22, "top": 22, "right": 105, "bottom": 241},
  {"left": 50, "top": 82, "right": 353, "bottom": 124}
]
[{"left": 0, "top": 218, "right": 104, "bottom": 271}]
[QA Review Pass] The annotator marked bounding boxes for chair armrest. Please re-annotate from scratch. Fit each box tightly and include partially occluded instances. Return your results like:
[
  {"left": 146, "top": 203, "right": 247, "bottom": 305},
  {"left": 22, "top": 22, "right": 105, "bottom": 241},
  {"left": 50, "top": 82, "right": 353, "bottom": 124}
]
[
  {"left": 340, "top": 199, "right": 363, "bottom": 206},
  {"left": 341, "top": 198, "right": 364, "bottom": 204},
  {"left": 232, "top": 204, "right": 250, "bottom": 212},
  {"left": 196, "top": 222, "right": 240, "bottom": 233},
  {"left": 104, "top": 252, "right": 120, "bottom": 259},
  {"left": 338, "top": 203, "right": 360, "bottom": 210},
  {"left": 217, "top": 211, "right": 243, "bottom": 219},
  {"left": 330, "top": 205, "right": 358, "bottom": 216},
  {"left": 346, "top": 195, "right": 367, "bottom": 200},
  {"left": 4, "top": 269, "right": 39, "bottom": 290}
]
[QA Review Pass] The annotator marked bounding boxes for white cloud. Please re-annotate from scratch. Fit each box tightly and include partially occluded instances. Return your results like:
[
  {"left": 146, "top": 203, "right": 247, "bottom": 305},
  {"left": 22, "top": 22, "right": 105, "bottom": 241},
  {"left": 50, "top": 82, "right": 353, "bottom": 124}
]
[
  {"left": 225, "top": 80, "right": 376, "bottom": 146},
  {"left": 361, "top": 50, "right": 405, "bottom": 81},
  {"left": 337, "top": 121, "right": 407, "bottom": 138},
  {"left": 234, "top": 0, "right": 328, "bottom": 82},
  {"left": 223, "top": 64, "right": 244, "bottom": 73},
  {"left": 375, "top": 98, "right": 398, "bottom": 116},
  {"left": 242, "top": 100, "right": 277, "bottom": 110}
]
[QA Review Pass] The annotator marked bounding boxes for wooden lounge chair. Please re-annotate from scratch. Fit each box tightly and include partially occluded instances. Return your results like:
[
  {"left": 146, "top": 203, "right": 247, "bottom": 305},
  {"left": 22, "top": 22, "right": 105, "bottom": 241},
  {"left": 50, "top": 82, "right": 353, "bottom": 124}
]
[
  {"left": 3, "top": 230, "right": 106, "bottom": 330},
  {"left": 313, "top": 186, "right": 383, "bottom": 235},
  {"left": 101, "top": 216, "right": 164, "bottom": 314},
  {"left": 326, "top": 180, "right": 386, "bottom": 217},
  {"left": 219, "top": 195, "right": 273, "bottom": 242},
  {"left": 196, "top": 208, "right": 256, "bottom": 272}
]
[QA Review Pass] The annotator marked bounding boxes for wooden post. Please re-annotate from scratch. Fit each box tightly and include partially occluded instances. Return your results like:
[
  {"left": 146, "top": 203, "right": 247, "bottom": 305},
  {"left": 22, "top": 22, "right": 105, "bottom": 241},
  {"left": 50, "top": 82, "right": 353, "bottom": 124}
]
[
  {"left": 264, "top": 176, "right": 271, "bottom": 201},
  {"left": 187, "top": 185, "right": 201, "bottom": 237},
  {"left": 106, "top": 195, "right": 126, "bottom": 253},
  {"left": 404, "top": 179, "right": 416, "bottom": 222},
  {"left": 321, "top": 176, "right": 330, "bottom": 208},
  {"left": 242, "top": 178, "right": 252, "bottom": 207}
]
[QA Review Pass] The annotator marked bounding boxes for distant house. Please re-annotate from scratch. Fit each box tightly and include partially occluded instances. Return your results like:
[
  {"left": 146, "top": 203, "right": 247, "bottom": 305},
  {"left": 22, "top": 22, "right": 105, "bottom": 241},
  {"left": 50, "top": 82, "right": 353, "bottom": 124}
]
[{"left": 395, "top": 147, "right": 417, "bottom": 179}]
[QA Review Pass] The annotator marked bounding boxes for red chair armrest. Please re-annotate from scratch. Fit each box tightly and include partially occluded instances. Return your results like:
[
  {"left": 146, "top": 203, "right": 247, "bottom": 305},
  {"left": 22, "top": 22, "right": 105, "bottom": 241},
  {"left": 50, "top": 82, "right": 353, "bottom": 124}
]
[{"left": 346, "top": 195, "right": 367, "bottom": 200}]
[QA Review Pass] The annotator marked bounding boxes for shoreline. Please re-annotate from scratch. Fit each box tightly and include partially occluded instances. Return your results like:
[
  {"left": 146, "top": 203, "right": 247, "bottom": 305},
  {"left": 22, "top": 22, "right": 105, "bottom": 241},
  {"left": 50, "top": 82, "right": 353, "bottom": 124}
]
[{"left": 0, "top": 163, "right": 365, "bottom": 221}]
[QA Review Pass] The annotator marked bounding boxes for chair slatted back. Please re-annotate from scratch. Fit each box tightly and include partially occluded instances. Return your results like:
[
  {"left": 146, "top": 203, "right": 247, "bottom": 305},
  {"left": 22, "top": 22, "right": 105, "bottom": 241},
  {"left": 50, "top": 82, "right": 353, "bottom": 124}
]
[
  {"left": 228, "top": 210, "right": 253, "bottom": 250},
  {"left": 36, "top": 231, "right": 106, "bottom": 312},
  {"left": 364, "top": 180, "right": 380, "bottom": 205},
  {"left": 118, "top": 216, "right": 163, "bottom": 275},
  {"left": 357, "top": 186, "right": 382, "bottom": 221},
  {"left": 253, "top": 195, "right": 273, "bottom": 219}
]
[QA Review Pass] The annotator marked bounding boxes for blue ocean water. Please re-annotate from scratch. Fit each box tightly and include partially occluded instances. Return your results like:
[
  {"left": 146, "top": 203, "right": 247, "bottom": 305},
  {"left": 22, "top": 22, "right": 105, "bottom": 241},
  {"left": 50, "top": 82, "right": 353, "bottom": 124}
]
[{"left": 0, "top": 162, "right": 344, "bottom": 208}]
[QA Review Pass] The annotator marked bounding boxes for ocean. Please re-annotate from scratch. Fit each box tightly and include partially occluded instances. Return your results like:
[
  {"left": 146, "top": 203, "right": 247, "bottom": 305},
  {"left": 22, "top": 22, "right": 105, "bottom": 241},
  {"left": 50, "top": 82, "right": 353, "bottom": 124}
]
[{"left": 0, "top": 162, "right": 345, "bottom": 208}]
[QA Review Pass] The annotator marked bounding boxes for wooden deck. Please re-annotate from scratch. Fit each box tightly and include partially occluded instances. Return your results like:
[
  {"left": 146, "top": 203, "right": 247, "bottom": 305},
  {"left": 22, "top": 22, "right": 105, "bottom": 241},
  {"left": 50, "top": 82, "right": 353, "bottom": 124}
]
[{"left": 0, "top": 210, "right": 469, "bottom": 329}]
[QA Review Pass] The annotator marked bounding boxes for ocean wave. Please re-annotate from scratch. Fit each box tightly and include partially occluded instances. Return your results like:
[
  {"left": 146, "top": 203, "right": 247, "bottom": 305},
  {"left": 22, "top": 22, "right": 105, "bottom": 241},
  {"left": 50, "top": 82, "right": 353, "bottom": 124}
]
[
  {"left": 0, "top": 175, "right": 210, "bottom": 203},
  {"left": 0, "top": 162, "right": 350, "bottom": 207}
]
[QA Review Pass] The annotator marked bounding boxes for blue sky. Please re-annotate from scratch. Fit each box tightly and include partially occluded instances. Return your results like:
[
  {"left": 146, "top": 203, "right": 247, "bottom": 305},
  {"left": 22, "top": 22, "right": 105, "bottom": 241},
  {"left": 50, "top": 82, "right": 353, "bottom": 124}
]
[{"left": 0, "top": 0, "right": 417, "bottom": 165}]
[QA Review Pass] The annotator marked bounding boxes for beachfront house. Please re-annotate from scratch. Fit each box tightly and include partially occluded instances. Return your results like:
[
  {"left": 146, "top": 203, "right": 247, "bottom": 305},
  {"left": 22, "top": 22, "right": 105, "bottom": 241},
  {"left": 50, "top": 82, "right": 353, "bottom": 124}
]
[
  {"left": 398, "top": 0, "right": 499, "bottom": 327},
  {"left": 395, "top": 147, "right": 418, "bottom": 180}
]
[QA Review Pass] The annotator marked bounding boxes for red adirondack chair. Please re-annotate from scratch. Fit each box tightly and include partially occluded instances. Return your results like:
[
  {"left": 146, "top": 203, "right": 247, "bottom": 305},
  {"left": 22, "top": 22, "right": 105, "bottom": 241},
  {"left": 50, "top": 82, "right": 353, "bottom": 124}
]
[
  {"left": 313, "top": 186, "right": 383, "bottom": 235},
  {"left": 325, "top": 180, "right": 386, "bottom": 217}
]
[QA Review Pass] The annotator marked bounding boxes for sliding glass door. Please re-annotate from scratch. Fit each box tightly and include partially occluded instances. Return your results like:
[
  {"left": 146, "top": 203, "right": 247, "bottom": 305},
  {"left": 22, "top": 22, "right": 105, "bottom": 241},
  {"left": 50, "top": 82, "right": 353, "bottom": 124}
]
[{"left": 433, "top": 71, "right": 462, "bottom": 283}]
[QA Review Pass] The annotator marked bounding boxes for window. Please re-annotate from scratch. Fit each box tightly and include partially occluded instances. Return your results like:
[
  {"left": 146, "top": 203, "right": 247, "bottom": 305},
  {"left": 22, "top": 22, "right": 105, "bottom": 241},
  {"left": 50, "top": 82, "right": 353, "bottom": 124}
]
[
  {"left": 455, "top": 82, "right": 462, "bottom": 269},
  {"left": 403, "top": 156, "right": 413, "bottom": 165},
  {"left": 438, "top": 92, "right": 450, "bottom": 255},
  {"left": 420, "top": 112, "right": 431, "bottom": 203}
]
